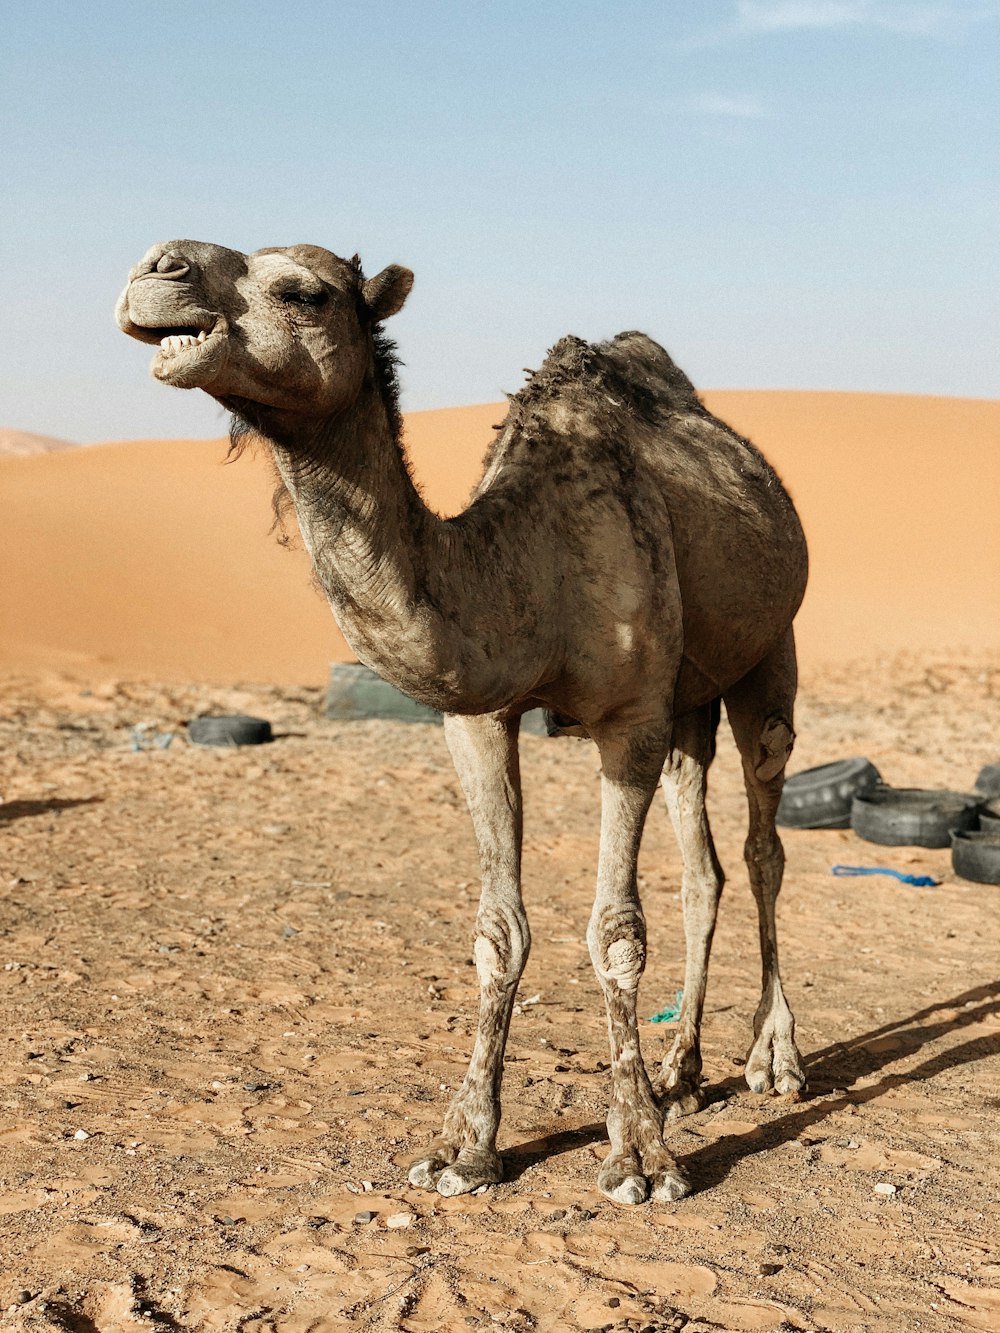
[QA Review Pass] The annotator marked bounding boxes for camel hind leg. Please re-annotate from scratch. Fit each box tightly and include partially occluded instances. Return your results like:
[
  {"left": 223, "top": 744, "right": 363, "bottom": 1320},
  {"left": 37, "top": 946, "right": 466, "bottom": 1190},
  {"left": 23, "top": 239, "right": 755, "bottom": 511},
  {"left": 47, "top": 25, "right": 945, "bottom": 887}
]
[
  {"left": 657, "top": 700, "right": 725, "bottom": 1118},
  {"left": 723, "top": 629, "right": 806, "bottom": 1097}
]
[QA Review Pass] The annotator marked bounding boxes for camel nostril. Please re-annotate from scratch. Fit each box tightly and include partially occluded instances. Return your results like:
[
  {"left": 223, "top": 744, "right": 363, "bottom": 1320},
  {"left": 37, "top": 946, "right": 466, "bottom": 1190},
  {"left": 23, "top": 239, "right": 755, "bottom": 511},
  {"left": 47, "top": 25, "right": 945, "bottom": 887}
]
[{"left": 154, "top": 252, "right": 190, "bottom": 279}]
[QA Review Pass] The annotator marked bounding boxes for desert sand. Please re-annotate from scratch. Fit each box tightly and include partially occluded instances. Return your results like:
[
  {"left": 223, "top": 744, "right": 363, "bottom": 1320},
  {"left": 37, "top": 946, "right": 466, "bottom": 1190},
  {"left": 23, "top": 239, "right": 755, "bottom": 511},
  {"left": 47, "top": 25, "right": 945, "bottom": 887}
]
[
  {"left": 1, "top": 394, "right": 999, "bottom": 1331},
  {"left": 2, "top": 394, "right": 998, "bottom": 683},
  {"left": 0, "top": 430, "right": 74, "bottom": 460}
]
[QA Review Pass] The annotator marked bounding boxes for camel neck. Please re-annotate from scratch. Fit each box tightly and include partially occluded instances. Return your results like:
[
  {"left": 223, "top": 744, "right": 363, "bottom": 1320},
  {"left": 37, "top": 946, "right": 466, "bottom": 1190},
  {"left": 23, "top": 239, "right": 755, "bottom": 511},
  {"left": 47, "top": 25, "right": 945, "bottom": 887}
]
[{"left": 264, "top": 382, "right": 451, "bottom": 691}]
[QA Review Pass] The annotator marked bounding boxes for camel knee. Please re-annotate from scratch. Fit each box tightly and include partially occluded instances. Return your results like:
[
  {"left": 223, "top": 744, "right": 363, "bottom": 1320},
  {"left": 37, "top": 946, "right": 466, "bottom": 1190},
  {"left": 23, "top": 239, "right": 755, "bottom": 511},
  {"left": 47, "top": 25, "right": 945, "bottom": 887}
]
[
  {"left": 588, "top": 906, "right": 647, "bottom": 993},
  {"left": 474, "top": 905, "right": 529, "bottom": 989}
]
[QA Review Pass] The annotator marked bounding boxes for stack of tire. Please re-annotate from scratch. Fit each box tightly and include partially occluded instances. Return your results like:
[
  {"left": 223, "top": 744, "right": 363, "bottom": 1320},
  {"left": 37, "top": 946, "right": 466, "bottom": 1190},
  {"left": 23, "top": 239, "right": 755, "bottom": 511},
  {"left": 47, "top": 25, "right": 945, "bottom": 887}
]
[{"left": 777, "top": 759, "right": 1000, "bottom": 885}]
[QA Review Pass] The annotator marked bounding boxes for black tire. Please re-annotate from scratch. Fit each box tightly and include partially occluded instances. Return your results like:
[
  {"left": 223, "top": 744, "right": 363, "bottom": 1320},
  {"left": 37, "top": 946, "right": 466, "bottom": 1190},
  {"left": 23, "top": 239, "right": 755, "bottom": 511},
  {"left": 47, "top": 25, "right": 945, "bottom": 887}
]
[
  {"left": 776, "top": 757, "right": 882, "bottom": 829},
  {"left": 978, "top": 799, "right": 1000, "bottom": 832},
  {"left": 952, "top": 830, "right": 1000, "bottom": 885},
  {"left": 974, "top": 764, "right": 1000, "bottom": 798},
  {"left": 187, "top": 714, "right": 273, "bottom": 747},
  {"left": 851, "top": 785, "right": 981, "bottom": 849}
]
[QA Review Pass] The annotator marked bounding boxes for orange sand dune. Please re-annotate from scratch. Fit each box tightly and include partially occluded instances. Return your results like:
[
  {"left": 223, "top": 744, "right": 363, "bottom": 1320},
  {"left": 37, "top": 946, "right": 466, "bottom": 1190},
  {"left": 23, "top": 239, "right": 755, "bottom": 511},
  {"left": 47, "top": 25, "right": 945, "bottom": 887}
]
[
  {"left": 0, "top": 426, "right": 74, "bottom": 457},
  {"left": 1, "top": 394, "right": 997, "bottom": 685}
]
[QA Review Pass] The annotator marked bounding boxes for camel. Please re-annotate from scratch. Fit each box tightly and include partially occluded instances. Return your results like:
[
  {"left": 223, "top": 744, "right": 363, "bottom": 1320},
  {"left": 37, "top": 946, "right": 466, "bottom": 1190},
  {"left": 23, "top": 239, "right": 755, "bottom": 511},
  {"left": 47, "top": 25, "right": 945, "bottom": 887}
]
[{"left": 116, "top": 240, "right": 809, "bottom": 1206}]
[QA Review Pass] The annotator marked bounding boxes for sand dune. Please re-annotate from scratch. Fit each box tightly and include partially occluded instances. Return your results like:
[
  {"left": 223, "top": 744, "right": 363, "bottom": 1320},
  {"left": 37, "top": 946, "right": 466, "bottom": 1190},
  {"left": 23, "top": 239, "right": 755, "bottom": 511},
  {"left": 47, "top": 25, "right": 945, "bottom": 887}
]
[
  {"left": 1, "top": 394, "right": 997, "bottom": 684},
  {"left": 0, "top": 426, "right": 74, "bottom": 457}
]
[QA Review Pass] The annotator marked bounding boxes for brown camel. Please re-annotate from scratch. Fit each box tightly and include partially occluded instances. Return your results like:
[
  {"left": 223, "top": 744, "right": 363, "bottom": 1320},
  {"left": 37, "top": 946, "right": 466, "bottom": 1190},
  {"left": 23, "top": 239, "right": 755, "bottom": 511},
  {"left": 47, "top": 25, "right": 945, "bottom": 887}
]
[{"left": 116, "top": 240, "right": 808, "bottom": 1206}]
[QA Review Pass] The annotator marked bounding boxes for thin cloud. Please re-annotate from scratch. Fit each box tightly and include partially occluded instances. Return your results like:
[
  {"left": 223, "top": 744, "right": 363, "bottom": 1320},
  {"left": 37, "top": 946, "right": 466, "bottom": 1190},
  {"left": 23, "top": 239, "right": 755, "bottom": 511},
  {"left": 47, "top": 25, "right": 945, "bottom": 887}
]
[{"left": 736, "top": 1, "right": 1000, "bottom": 36}]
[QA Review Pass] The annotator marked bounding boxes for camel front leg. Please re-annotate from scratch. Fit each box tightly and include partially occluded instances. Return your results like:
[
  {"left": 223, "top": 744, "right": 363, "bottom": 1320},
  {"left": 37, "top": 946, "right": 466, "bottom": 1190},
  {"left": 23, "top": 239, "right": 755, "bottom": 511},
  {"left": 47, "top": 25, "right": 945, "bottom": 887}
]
[
  {"left": 589, "top": 725, "right": 690, "bottom": 1206},
  {"left": 408, "top": 712, "right": 528, "bottom": 1197}
]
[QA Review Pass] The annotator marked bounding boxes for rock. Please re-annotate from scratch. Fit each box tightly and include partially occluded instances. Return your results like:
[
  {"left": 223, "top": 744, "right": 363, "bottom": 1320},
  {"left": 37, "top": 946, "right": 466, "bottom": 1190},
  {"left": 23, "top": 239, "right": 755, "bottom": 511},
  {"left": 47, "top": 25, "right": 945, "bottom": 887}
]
[
  {"left": 73, "top": 1129, "right": 90, "bottom": 1140},
  {"left": 386, "top": 1212, "right": 414, "bottom": 1228},
  {"left": 354, "top": 1210, "right": 378, "bottom": 1224},
  {"left": 874, "top": 1181, "right": 898, "bottom": 1197}
]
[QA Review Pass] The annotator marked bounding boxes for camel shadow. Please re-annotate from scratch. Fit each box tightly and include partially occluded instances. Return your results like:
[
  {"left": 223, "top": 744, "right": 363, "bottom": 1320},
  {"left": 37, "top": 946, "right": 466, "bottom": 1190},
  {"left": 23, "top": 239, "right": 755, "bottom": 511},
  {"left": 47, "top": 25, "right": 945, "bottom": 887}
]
[
  {"left": 0, "top": 796, "right": 103, "bottom": 825},
  {"left": 501, "top": 979, "right": 1000, "bottom": 1190}
]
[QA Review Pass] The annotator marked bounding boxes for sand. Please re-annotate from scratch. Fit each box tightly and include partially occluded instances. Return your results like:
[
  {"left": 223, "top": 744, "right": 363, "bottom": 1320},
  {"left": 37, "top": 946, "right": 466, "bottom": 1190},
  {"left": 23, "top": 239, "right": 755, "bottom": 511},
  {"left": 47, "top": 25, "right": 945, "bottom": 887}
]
[
  {"left": 1, "top": 394, "right": 998, "bottom": 684},
  {"left": 0, "top": 659, "right": 998, "bottom": 1330},
  {"left": 0, "top": 429, "right": 74, "bottom": 459},
  {"left": 1, "top": 393, "right": 999, "bottom": 1329}
]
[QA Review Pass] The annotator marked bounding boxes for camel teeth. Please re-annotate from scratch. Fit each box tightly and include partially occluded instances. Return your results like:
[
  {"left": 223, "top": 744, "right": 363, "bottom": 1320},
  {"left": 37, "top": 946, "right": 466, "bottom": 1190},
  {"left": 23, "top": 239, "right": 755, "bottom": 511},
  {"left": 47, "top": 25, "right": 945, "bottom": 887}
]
[{"left": 159, "top": 332, "right": 204, "bottom": 354}]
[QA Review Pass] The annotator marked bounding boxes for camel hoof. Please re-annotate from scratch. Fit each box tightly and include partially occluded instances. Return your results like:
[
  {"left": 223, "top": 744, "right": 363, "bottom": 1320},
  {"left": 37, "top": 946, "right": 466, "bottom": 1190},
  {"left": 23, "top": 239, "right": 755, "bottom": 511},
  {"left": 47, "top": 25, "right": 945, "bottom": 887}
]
[
  {"left": 435, "top": 1149, "right": 503, "bottom": 1198},
  {"left": 408, "top": 1158, "right": 445, "bottom": 1190},
  {"left": 604, "top": 1174, "right": 649, "bottom": 1206},
  {"left": 599, "top": 1153, "right": 650, "bottom": 1206},
  {"left": 407, "top": 1143, "right": 457, "bottom": 1191},
  {"left": 774, "top": 1067, "right": 807, "bottom": 1095},
  {"left": 663, "top": 1085, "right": 705, "bottom": 1121},
  {"left": 746, "top": 1068, "right": 773, "bottom": 1095},
  {"left": 746, "top": 1031, "right": 806, "bottom": 1097},
  {"left": 651, "top": 1166, "right": 691, "bottom": 1202}
]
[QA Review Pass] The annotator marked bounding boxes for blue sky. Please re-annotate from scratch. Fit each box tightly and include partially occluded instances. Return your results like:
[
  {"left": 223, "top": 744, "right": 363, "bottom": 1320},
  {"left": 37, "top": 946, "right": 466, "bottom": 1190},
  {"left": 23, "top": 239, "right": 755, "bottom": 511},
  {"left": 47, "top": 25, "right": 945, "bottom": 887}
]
[{"left": 1, "top": 0, "right": 997, "bottom": 442}]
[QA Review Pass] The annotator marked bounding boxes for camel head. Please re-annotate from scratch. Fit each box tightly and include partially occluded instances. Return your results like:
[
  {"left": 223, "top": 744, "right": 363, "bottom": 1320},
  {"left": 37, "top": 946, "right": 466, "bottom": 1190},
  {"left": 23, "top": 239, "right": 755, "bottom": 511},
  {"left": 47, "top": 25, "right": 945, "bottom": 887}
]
[{"left": 116, "top": 240, "right": 413, "bottom": 421}]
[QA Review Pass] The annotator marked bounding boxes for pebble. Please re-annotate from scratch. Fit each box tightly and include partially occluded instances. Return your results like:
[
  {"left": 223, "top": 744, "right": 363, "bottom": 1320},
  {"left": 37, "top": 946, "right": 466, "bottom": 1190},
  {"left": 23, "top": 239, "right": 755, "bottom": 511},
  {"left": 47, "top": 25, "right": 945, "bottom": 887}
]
[
  {"left": 354, "top": 1210, "right": 378, "bottom": 1224},
  {"left": 874, "top": 1182, "right": 898, "bottom": 1197},
  {"left": 386, "top": 1212, "right": 414, "bottom": 1229},
  {"left": 73, "top": 1129, "right": 90, "bottom": 1141}
]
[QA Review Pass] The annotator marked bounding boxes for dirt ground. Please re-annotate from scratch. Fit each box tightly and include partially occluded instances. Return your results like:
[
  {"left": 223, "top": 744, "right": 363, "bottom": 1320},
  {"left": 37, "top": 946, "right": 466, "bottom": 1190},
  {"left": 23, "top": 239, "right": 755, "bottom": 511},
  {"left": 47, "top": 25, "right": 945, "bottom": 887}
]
[{"left": 1, "top": 655, "right": 998, "bottom": 1332}]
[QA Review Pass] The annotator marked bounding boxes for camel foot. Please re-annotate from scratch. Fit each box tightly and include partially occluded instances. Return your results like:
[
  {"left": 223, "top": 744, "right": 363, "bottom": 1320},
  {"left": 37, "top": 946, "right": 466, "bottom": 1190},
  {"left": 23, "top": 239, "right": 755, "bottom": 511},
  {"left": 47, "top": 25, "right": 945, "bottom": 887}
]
[
  {"left": 598, "top": 1146, "right": 690, "bottom": 1207},
  {"left": 598, "top": 1152, "right": 648, "bottom": 1205},
  {"left": 745, "top": 1029, "right": 806, "bottom": 1096},
  {"left": 661, "top": 1078, "right": 706, "bottom": 1121},
  {"left": 659, "top": 1038, "right": 706, "bottom": 1121},
  {"left": 408, "top": 1143, "right": 502, "bottom": 1196}
]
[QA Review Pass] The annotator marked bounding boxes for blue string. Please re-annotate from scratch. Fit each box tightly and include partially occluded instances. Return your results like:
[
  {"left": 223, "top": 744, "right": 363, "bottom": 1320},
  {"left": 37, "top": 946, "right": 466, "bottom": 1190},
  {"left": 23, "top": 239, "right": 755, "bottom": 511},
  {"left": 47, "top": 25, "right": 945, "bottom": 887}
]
[
  {"left": 649, "top": 990, "right": 684, "bottom": 1023},
  {"left": 832, "top": 864, "right": 940, "bottom": 887}
]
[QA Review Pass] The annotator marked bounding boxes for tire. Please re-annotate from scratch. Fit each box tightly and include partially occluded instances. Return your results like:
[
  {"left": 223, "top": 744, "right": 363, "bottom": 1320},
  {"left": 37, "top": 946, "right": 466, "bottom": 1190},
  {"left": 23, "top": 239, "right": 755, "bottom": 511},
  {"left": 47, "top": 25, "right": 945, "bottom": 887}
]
[
  {"left": 952, "top": 830, "right": 1000, "bottom": 885},
  {"left": 978, "top": 799, "right": 1000, "bottom": 832},
  {"left": 325, "top": 663, "right": 441, "bottom": 725},
  {"left": 187, "top": 714, "right": 273, "bottom": 747},
  {"left": 776, "top": 757, "right": 881, "bottom": 829},
  {"left": 851, "top": 785, "right": 981, "bottom": 849},
  {"left": 974, "top": 764, "right": 1000, "bottom": 797}
]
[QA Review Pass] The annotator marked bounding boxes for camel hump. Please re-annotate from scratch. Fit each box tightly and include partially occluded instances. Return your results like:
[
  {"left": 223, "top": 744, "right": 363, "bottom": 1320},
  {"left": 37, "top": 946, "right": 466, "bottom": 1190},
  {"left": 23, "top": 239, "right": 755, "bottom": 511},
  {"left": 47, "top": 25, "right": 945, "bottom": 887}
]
[
  {"left": 603, "top": 332, "right": 702, "bottom": 410},
  {"left": 511, "top": 331, "right": 701, "bottom": 429}
]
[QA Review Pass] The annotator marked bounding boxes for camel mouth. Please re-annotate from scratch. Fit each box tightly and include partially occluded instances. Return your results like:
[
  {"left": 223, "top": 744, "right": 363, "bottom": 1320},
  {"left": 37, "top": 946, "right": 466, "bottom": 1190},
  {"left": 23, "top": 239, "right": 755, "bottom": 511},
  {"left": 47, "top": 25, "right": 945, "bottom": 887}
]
[
  {"left": 126, "top": 317, "right": 230, "bottom": 388},
  {"left": 155, "top": 325, "right": 213, "bottom": 356}
]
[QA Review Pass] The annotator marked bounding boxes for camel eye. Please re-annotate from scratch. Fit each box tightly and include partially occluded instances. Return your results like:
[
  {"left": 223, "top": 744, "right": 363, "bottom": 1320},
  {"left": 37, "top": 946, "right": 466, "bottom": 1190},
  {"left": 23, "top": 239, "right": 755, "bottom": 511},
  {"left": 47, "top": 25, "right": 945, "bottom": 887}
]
[{"left": 280, "top": 289, "right": 328, "bottom": 308}]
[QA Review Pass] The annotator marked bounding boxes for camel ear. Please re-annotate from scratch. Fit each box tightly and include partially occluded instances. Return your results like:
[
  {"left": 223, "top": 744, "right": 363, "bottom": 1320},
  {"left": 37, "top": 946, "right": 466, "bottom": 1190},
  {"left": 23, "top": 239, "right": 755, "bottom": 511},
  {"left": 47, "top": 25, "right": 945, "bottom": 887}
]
[{"left": 362, "top": 265, "right": 413, "bottom": 321}]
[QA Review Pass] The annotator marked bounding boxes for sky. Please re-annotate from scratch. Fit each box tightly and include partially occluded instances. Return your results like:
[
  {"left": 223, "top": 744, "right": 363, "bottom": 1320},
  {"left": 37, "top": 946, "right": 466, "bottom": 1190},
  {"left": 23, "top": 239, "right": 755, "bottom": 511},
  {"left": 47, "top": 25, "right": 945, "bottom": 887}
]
[{"left": 1, "top": 0, "right": 997, "bottom": 442}]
